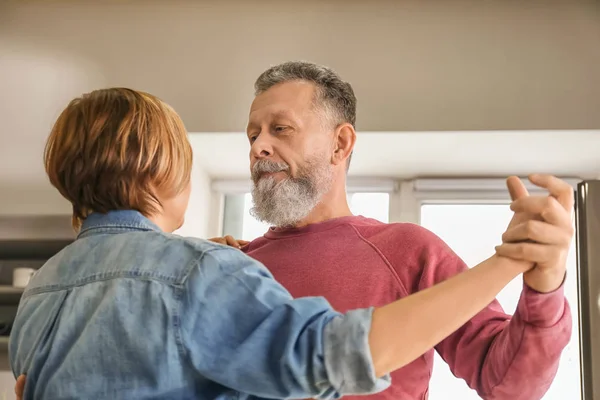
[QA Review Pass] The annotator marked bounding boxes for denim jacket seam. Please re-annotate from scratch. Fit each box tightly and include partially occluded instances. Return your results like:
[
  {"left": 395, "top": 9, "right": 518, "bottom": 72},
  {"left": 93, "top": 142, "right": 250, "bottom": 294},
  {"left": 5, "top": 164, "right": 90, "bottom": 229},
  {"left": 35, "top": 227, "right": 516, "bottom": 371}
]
[
  {"left": 174, "top": 252, "right": 207, "bottom": 369},
  {"left": 78, "top": 224, "right": 156, "bottom": 238},
  {"left": 172, "top": 282, "right": 185, "bottom": 360},
  {"left": 23, "top": 272, "right": 184, "bottom": 298}
]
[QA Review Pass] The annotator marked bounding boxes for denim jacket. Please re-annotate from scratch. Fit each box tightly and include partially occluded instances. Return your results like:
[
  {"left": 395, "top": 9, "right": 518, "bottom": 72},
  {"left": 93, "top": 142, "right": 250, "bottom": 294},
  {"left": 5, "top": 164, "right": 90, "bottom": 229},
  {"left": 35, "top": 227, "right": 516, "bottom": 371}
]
[{"left": 9, "top": 210, "right": 390, "bottom": 399}]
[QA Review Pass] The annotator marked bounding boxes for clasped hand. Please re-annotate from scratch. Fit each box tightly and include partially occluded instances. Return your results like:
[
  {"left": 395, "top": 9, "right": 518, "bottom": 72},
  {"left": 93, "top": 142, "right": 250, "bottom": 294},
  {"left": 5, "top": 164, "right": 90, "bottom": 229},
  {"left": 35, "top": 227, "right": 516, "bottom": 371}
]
[{"left": 496, "top": 174, "right": 574, "bottom": 293}]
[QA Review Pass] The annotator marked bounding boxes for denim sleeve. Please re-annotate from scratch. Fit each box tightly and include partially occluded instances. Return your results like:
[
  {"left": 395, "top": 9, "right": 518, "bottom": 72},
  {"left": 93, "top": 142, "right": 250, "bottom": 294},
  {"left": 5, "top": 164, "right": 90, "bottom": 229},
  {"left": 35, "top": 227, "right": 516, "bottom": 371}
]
[{"left": 178, "top": 247, "right": 391, "bottom": 399}]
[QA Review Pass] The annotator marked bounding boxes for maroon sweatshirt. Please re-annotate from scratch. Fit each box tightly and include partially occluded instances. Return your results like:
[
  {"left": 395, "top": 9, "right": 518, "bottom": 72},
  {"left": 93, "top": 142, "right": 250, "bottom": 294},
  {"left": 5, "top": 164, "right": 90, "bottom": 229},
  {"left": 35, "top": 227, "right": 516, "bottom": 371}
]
[{"left": 243, "top": 216, "right": 571, "bottom": 400}]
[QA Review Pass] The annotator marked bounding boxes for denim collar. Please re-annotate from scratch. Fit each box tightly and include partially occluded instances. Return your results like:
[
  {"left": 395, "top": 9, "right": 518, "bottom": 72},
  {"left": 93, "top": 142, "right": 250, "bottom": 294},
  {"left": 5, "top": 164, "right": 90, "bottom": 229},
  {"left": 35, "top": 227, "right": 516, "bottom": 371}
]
[{"left": 78, "top": 210, "right": 162, "bottom": 238}]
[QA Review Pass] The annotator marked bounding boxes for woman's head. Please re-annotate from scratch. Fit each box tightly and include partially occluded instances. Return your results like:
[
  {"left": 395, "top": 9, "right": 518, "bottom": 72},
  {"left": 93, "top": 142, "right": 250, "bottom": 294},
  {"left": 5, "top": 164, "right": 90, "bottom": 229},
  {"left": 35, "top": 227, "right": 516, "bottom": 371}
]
[{"left": 45, "top": 88, "right": 192, "bottom": 232}]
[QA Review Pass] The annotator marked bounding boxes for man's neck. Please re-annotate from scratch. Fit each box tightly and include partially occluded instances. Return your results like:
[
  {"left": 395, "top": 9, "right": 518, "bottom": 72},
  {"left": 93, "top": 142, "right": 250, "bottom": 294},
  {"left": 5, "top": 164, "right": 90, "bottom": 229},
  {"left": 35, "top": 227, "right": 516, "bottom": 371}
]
[
  {"left": 293, "top": 206, "right": 353, "bottom": 228},
  {"left": 292, "top": 190, "right": 353, "bottom": 228}
]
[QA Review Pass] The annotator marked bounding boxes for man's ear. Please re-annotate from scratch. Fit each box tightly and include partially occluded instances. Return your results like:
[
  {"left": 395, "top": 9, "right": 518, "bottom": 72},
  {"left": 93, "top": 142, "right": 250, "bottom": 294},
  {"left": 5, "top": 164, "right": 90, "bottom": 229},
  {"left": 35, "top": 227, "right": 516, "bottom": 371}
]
[{"left": 331, "top": 123, "right": 356, "bottom": 167}]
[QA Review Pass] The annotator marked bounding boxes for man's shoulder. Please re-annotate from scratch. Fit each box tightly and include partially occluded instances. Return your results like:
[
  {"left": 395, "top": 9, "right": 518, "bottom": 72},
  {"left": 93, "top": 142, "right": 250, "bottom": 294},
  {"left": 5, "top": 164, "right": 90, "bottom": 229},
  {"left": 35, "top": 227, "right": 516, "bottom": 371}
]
[
  {"left": 351, "top": 219, "right": 441, "bottom": 247},
  {"left": 350, "top": 219, "right": 458, "bottom": 268},
  {"left": 242, "top": 235, "right": 270, "bottom": 255}
]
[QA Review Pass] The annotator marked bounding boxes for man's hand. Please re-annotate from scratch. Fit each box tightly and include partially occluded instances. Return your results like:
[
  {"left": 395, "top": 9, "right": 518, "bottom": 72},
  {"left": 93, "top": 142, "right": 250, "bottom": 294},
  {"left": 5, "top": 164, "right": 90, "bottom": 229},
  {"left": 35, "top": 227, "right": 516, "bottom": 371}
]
[
  {"left": 208, "top": 236, "right": 249, "bottom": 249},
  {"left": 496, "top": 174, "right": 574, "bottom": 293},
  {"left": 15, "top": 374, "right": 25, "bottom": 400}
]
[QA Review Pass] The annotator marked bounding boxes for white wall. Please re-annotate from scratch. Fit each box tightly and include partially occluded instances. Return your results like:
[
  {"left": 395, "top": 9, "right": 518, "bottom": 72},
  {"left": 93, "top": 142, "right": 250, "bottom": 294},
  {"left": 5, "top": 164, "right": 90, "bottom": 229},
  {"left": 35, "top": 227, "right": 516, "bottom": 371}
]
[
  {"left": 0, "top": 186, "right": 71, "bottom": 216},
  {"left": 175, "top": 166, "right": 215, "bottom": 239},
  {"left": 0, "top": 356, "right": 14, "bottom": 400},
  {"left": 191, "top": 131, "right": 600, "bottom": 180},
  {"left": 174, "top": 137, "right": 221, "bottom": 238}
]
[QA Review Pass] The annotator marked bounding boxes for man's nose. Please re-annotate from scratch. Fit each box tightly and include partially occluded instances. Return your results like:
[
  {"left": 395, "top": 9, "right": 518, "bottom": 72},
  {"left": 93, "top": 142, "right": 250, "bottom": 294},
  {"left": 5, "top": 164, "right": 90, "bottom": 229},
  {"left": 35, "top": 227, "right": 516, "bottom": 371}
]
[{"left": 250, "top": 134, "right": 273, "bottom": 160}]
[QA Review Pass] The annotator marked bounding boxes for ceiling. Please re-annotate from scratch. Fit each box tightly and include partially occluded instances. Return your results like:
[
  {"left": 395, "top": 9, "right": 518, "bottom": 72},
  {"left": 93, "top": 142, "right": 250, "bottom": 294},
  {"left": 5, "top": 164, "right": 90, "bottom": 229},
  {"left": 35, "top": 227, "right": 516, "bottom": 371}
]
[{"left": 1, "top": 0, "right": 600, "bottom": 195}]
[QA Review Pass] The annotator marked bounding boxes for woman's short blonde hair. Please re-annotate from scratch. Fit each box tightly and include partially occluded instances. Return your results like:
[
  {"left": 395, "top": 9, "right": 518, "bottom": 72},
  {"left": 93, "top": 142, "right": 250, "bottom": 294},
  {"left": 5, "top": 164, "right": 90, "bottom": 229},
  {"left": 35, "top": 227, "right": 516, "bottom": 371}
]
[{"left": 44, "top": 88, "right": 192, "bottom": 230}]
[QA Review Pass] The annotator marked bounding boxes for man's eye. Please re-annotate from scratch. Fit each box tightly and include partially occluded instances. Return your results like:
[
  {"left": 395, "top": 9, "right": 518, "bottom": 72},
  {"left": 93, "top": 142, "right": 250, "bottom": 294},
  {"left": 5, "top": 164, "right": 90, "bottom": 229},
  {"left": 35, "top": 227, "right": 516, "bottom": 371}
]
[
  {"left": 274, "top": 126, "right": 287, "bottom": 132},
  {"left": 249, "top": 136, "right": 257, "bottom": 143}
]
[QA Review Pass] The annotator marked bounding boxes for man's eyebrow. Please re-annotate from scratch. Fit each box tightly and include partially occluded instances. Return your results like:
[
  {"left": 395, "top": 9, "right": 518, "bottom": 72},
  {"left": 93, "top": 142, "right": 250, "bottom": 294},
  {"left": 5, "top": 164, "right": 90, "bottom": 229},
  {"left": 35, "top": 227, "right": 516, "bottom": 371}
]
[
  {"left": 246, "top": 119, "right": 261, "bottom": 134},
  {"left": 247, "top": 111, "right": 295, "bottom": 130},
  {"left": 271, "top": 110, "right": 294, "bottom": 120}
]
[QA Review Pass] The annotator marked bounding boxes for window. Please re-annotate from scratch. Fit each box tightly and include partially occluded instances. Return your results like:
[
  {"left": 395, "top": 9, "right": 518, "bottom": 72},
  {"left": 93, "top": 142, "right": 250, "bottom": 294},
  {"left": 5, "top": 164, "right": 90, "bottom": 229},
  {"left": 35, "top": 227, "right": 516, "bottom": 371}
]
[
  {"left": 421, "top": 203, "right": 580, "bottom": 400},
  {"left": 348, "top": 192, "right": 390, "bottom": 223},
  {"left": 222, "top": 192, "right": 390, "bottom": 240}
]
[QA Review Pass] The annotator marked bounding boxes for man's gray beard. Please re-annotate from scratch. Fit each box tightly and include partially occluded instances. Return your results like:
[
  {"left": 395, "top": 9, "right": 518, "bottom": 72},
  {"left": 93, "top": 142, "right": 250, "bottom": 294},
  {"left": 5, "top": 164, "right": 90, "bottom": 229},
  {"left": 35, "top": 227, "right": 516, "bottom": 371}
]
[{"left": 250, "top": 159, "right": 333, "bottom": 228}]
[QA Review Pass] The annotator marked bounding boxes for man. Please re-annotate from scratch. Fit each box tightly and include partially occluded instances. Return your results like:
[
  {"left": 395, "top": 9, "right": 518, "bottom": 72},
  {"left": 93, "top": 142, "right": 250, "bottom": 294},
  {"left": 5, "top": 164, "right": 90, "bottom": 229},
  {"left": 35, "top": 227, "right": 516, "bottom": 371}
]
[
  {"left": 14, "top": 62, "right": 573, "bottom": 399},
  {"left": 220, "top": 61, "right": 573, "bottom": 399}
]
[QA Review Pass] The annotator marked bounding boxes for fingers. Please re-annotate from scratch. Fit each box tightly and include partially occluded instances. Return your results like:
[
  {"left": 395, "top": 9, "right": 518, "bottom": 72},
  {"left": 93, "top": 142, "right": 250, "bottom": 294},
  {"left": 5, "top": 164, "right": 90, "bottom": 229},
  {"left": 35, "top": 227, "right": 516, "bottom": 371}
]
[
  {"left": 510, "top": 196, "right": 572, "bottom": 228},
  {"left": 528, "top": 174, "right": 574, "bottom": 211},
  {"left": 15, "top": 374, "right": 25, "bottom": 399},
  {"left": 208, "top": 237, "right": 227, "bottom": 245},
  {"left": 224, "top": 235, "right": 249, "bottom": 248},
  {"left": 224, "top": 236, "right": 237, "bottom": 247},
  {"left": 495, "top": 242, "right": 563, "bottom": 265},
  {"left": 208, "top": 236, "right": 247, "bottom": 249},
  {"left": 502, "top": 220, "right": 572, "bottom": 246},
  {"left": 506, "top": 176, "right": 529, "bottom": 201}
]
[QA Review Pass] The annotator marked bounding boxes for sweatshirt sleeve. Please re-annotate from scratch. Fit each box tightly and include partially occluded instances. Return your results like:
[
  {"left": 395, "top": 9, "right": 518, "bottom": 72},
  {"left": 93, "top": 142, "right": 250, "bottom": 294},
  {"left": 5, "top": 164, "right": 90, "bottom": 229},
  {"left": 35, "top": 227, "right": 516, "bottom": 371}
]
[{"left": 415, "top": 226, "right": 572, "bottom": 399}]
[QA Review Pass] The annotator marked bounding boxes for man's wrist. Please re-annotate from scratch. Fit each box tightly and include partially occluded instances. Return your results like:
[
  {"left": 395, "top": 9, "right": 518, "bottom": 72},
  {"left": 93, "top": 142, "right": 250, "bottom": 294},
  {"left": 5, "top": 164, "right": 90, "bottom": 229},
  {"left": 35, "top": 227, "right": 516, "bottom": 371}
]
[
  {"left": 518, "top": 277, "right": 568, "bottom": 327},
  {"left": 523, "top": 268, "right": 567, "bottom": 294}
]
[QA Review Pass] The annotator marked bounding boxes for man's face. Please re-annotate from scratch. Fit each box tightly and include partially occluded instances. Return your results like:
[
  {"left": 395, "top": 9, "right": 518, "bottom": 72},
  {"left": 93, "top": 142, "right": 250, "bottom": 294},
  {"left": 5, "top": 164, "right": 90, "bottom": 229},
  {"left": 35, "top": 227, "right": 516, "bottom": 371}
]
[{"left": 246, "top": 81, "right": 334, "bottom": 227}]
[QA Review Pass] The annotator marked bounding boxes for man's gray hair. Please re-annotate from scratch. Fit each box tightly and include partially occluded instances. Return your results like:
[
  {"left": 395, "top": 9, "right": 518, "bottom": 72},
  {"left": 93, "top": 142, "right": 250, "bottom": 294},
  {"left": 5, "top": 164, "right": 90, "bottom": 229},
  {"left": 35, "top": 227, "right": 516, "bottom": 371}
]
[{"left": 254, "top": 61, "right": 357, "bottom": 129}]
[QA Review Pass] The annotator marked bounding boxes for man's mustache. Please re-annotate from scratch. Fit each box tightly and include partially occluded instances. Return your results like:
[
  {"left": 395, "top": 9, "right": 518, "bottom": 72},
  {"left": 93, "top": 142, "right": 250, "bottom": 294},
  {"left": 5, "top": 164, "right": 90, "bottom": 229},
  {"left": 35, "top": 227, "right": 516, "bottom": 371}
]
[{"left": 251, "top": 160, "right": 290, "bottom": 181}]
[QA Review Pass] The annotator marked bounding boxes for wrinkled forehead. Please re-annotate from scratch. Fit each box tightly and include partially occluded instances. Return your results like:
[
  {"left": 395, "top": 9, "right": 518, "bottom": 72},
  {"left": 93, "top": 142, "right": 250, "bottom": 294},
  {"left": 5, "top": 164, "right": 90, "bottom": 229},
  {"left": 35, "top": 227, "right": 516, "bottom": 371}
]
[
  {"left": 247, "top": 107, "right": 300, "bottom": 129},
  {"left": 248, "top": 81, "right": 320, "bottom": 124}
]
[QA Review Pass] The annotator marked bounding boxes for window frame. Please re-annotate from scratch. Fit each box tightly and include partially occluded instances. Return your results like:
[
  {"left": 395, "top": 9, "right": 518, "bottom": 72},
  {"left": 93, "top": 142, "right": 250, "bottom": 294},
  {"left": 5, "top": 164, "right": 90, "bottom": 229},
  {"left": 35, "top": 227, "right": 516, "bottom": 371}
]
[{"left": 391, "top": 177, "right": 580, "bottom": 224}]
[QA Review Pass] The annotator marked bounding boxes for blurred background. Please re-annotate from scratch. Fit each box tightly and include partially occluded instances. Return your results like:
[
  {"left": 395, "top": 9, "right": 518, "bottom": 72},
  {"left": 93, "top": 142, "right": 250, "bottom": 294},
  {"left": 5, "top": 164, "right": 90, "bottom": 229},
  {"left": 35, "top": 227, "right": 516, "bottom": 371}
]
[{"left": 1, "top": 0, "right": 600, "bottom": 398}]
